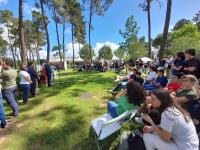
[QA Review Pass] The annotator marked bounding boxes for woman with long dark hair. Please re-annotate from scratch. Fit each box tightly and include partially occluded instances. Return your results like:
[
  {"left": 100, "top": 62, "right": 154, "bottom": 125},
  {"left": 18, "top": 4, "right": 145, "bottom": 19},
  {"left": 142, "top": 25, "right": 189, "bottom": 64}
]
[
  {"left": 142, "top": 89, "right": 199, "bottom": 150},
  {"left": 107, "top": 80, "right": 145, "bottom": 118}
]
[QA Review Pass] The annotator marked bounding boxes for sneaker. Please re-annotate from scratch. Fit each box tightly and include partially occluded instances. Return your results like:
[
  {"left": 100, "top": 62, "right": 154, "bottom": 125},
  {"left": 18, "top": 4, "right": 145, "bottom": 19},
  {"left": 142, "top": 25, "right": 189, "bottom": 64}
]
[
  {"left": 1, "top": 122, "right": 7, "bottom": 128},
  {"left": 107, "top": 89, "right": 113, "bottom": 93},
  {"left": 114, "top": 79, "right": 120, "bottom": 82}
]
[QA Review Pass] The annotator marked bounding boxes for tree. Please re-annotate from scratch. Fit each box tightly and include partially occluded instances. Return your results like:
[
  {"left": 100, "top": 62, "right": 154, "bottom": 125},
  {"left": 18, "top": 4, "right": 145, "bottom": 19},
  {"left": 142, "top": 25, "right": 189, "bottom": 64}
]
[
  {"left": 32, "top": 10, "right": 47, "bottom": 63},
  {"left": 83, "top": 0, "right": 114, "bottom": 63},
  {"left": 173, "top": 19, "right": 191, "bottom": 31},
  {"left": 139, "top": 0, "right": 160, "bottom": 58},
  {"left": 158, "top": 0, "right": 172, "bottom": 61},
  {"left": 0, "top": 27, "right": 8, "bottom": 57},
  {"left": 98, "top": 45, "right": 113, "bottom": 62},
  {"left": 128, "top": 37, "right": 148, "bottom": 59},
  {"left": 10, "top": 17, "right": 21, "bottom": 64},
  {"left": 19, "top": 0, "right": 27, "bottom": 66},
  {"left": 0, "top": 10, "right": 17, "bottom": 68},
  {"left": 74, "top": 13, "right": 86, "bottom": 51},
  {"left": 193, "top": 10, "right": 200, "bottom": 31},
  {"left": 119, "top": 15, "right": 139, "bottom": 54},
  {"left": 37, "top": 0, "right": 51, "bottom": 61},
  {"left": 57, "top": 0, "right": 69, "bottom": 63},
  {"left": 24, "top": 20, "right": 34, "bottom": 61},
  {"left": 67, "top": 0, "right": 83, "bottom": 67},
  {"left": 169, "top": 24, "right": 200, "bottom": 55},
  {"left": 114, "top": 47, "right": 125, "bottom": 60},
  {"left": 47, "top": 0, "right": 62, "bottom": 62},
  {"left": 79, "top": 44, "right": 95, "bottom": 62}
]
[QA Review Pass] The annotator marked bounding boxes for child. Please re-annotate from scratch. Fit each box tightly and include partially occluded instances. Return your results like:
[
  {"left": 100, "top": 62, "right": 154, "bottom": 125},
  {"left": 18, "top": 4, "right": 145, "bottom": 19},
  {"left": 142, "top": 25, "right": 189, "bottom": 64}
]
[{"left": 166, "top": 72, "right": 183, "bottom": 92}]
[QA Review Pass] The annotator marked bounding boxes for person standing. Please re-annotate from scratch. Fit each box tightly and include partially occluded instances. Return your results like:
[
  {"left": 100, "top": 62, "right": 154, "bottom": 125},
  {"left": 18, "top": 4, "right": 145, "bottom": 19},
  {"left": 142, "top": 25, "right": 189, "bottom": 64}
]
[
  {"left": 45, "top": 61, "right": 52, "bottom": 87},
  {"left": 0, "top": 59, "right": 6, "bottom": 127},
  {"left": 19, "top": 64, "right": 32, "bottom": 104},
  {"left": 1, "top": 62, "right": 18, "bottom": 117},
  {"left": 28, "top": 62, "right": 39, "bottom": 97}
]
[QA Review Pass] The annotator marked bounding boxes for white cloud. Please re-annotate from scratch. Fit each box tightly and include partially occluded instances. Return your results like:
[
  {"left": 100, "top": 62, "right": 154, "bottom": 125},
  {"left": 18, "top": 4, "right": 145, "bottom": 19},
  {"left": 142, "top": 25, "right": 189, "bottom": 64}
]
[
  {"left": 0, "top": 24, "right": 9, "bottom": 42},
  {"left": 65, "top": 42, "right": 83, "bottom": 59},
  {"left": 39, "top": 41, "right": 120, "bottom": 61},
  {"left": 39, "top": 49, "right": 47, "bottom": 59},
  {"left": 94, "top": 41, "right": 119, "bottom": 54},
  {"left": 23, "top": 3, "right": 39, "bottom": 16},
  {"left": 0, "top": 0, "right": 7, "bottom": 4}
]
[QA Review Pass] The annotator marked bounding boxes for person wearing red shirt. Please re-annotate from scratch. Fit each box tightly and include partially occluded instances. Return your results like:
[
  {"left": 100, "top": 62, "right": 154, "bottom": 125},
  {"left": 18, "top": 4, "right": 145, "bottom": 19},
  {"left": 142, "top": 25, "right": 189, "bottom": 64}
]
[{"left": 167, "top": 72, "right": 184, "bottom": 92}]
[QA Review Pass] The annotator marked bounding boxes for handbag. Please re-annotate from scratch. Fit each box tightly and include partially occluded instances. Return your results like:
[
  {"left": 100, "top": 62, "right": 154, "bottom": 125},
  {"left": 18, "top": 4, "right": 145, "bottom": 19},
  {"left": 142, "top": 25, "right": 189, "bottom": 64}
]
[{"left": 127, "top": 129, "right": 146, "bottom": 150}]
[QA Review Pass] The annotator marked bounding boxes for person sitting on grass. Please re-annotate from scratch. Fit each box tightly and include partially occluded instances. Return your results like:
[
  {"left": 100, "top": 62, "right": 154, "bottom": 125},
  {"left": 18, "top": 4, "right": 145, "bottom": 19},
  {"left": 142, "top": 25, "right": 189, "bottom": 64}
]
[
  {"left": 144, "top": 67, "right": 168, "bottom": 91},
  {"left": 142, "top": 89, "right": 199, "bottom": 150},
  {"left": 164, "top": 72, "right": 184, "bottom": 92},
  {"left": 130, "top": 71, "right": 144, "bottom": 85},
  {"left": 107, "top": 80, "right": 146, "bottom": 118},
  {"left": 171, "top": 75, "right": 198, "bottom": 108},
  {"left": 108, "top": 68, "right": 138, "bottom": 94},
  {"left": 144, "top": 65, "right": 157, "bottom": 84},
  {"left": 114, "top": 67, "right": 137, "bottom": 82}
]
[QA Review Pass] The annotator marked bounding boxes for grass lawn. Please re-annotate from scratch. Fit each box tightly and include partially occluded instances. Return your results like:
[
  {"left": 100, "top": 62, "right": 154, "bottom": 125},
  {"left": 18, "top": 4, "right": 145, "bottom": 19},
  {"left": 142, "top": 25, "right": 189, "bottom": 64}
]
[{"left": 0, "top": 70, "right": 135, "bottom": 150}]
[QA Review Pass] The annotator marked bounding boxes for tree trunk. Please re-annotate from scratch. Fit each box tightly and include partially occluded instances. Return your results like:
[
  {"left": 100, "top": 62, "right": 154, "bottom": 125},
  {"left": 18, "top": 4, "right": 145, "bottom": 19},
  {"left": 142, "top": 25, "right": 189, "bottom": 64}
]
[
  {"left": 53, "top": 0, "right": 62, "bottom": 62},
  {"left": 147, "top": 0, "right": 151, "bottom": 58},
  {"left": 62, "top": 23, "right": 65, "bottom": 62},
  {"left": 40, "top": 0, "right": 50, "bottom": 61},
  {"left": 78, "top": 42, "right": 80, "bottom": 51},
  {"left": 31, "top": 49, "right": 35, "bottom": 61},
  {"left": 7, "top": 24, "right": 17, "bottom": 69},
  {"left": 72, "top": 24, "right": 75, "bottom": 68},
  {"left": 34, "top": 42, "right": 40, "bottom": 64},
  {"left": 89, "top": 2, "right": 93, "bottom": 64},
  {"left": 19, "top": 0, "right": 27, "bottom": 67},
  {"left": 159, "top": 0, "right": 172, "bottom": 61},
  {"left": 14, "top": 35, "right": 21, "bottom": 62}
]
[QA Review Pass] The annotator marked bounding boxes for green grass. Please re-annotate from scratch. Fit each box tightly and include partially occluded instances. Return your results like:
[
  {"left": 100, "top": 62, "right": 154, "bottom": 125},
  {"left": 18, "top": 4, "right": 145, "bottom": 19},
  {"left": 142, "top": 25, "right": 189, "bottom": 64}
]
[{"left": 1, "top": 70, "right": 134, "bottom": 150}]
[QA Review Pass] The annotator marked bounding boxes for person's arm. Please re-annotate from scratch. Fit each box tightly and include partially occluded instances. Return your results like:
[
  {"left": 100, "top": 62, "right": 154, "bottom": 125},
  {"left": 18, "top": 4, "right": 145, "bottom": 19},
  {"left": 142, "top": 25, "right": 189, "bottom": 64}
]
[
  {"left": 187, "top": 67, "right": 196, "bottom": 72},
  {"left": 24, "top": 76, "right": 32, "bottom": 83},
  {"left": 172, "top": 96, "right": 189, "bottom": 105},
  {"left": 142, "top": 114, "right": 172, "bottom": 141},
  {"left": 174, "top": 65, "right": 183, "bottom": 71},
  {"left": 114, "top": 90, "right": 126, "bottom": 100}
]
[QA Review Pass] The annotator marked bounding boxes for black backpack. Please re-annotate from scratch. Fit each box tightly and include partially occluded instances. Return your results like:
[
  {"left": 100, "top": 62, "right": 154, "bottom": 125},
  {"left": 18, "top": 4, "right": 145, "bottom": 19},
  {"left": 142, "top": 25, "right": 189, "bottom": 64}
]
[{"left": 127, "top": 129, "right": 146, "bottom": 150}]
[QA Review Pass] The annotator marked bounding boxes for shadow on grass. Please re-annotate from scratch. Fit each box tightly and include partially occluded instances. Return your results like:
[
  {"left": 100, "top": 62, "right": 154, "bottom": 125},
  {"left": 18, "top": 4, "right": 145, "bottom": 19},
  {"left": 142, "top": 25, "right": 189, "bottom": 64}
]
[
  {"left": 1, "top": 70, "right": 119, "bottom": 149},
  {"left": 22, "top": 105, "right": 87, "bottom": 150},
  {"left": 22, "top": 105, "right": 119, "bottom": 150}
]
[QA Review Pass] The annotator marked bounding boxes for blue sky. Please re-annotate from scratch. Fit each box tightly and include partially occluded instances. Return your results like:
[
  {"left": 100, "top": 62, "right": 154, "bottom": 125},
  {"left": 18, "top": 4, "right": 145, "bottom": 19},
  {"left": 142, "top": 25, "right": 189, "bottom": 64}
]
[{"left": 0, "top": 0, "right": 200, "bottom": 58}]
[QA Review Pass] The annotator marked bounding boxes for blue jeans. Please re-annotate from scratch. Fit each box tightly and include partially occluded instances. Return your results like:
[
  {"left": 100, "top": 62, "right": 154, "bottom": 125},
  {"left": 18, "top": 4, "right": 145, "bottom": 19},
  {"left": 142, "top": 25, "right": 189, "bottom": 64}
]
[
  {"left": 143, "top": 83, "right": 156, "bottom": 91},
  {"left": 30, "top": 81, "right": 36, "bottom": 97},
  {"left": 0, "top": 92, "right": 6, "bottom": 128},
  {"left": 107, "top": 101, "right": 119, "bottom": 118},
  {"left": 21, "top": 84, "right": 30, "bottom": 103},
  {"left": 112, "top": 81, "right": 128, "bottom": 92},
  {"left": 2, "top": 86, "right": 19, "bottom": 116}
]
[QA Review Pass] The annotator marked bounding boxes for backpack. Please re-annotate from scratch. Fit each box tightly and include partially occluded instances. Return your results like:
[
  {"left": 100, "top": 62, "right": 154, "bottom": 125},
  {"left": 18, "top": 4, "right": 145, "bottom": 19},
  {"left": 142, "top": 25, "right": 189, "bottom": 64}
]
[{"left": 127, "top": 129, "right": 146, "bottom": 150}]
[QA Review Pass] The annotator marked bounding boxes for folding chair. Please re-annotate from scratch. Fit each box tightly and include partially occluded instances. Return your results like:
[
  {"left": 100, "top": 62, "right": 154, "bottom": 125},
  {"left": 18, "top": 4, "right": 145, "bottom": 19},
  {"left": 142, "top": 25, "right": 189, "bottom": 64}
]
[{"left": 91, "top": 109, "right": 137, "bottom": 150}]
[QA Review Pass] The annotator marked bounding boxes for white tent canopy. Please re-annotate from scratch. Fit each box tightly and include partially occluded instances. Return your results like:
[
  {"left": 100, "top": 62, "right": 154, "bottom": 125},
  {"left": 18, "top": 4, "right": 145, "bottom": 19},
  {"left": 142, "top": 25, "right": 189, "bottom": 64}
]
[
  {"left": 138, "top": 57, "right": 153, "bottom": 63},
  {"left": 112, "top": 56, "right": 120, "bottom": 60}
]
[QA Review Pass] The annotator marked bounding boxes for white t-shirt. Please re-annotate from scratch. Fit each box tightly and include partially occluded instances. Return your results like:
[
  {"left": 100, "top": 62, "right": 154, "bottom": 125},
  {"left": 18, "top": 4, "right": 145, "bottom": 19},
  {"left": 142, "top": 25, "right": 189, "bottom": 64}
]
[
  {"left": 146, "top": 71, "right": 157, "bottom": 81},
  {"left": 20, "top": 70, "right": 31, "bottom": 85},
  {"left": 160, "top": 107, "right": 199, "bottom": 150}
]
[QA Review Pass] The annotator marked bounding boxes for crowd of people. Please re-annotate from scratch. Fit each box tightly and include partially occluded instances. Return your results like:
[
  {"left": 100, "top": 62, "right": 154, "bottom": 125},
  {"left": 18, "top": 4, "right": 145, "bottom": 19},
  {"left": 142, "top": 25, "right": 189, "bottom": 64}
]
[
  {"left": 0, "top": 61, "right": 52, "bottom": 129},
  {"left": 107, "top": 48, "right": 200, "bottom": 149}
]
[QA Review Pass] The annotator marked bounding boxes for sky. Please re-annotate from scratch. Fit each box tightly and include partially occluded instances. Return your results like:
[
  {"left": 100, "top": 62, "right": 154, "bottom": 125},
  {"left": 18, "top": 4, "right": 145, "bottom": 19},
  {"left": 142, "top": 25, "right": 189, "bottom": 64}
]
[{"left": 0, "top": 0, "right": 200, "bottom": 59}]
